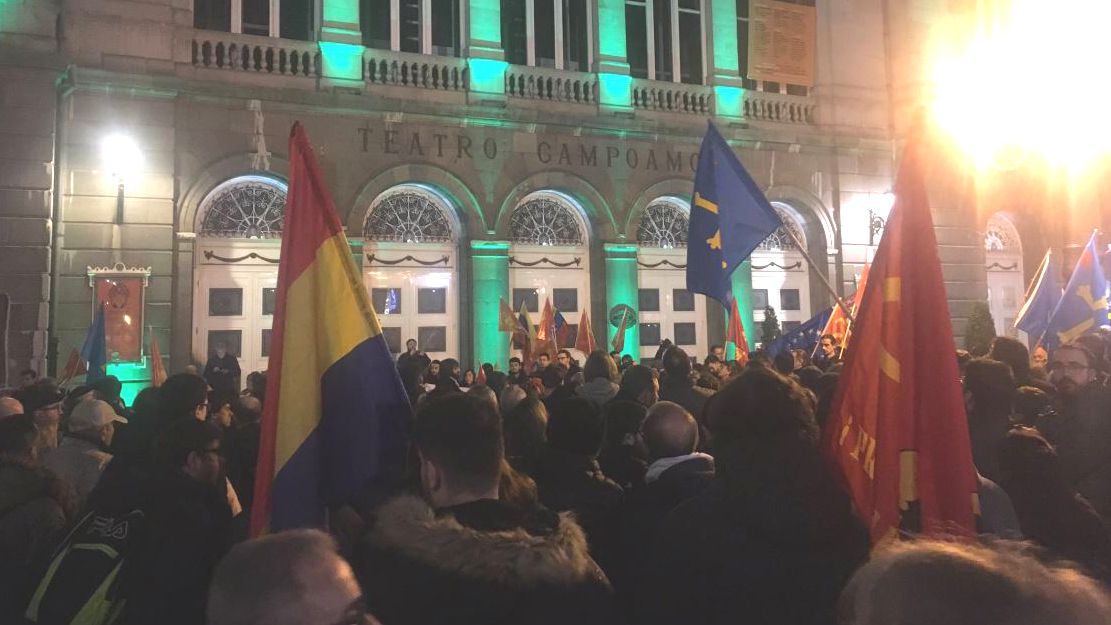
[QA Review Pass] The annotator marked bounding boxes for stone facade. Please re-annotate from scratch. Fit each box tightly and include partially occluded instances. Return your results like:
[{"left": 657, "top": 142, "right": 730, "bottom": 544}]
[{"left": 0, "top": 0, "right": 1029, "bottom": 389}]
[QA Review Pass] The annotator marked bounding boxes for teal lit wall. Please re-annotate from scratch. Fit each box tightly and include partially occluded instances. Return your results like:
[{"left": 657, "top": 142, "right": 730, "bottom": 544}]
[
  {"left": 470, "top": 240, "right": 511, "bottom": 370},
  {"left": 604, "top": 244, "right": 639, "bottom": 359},
  {"left": 731, "top": 260, "right": 756, "bottom": 350}
]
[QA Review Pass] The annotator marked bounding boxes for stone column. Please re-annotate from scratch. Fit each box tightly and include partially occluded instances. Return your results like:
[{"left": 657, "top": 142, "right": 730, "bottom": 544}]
[
  {"left": 710, "top": 0, "right": 745, "bottom": 120},
  {"left": 466, "top": 0, "right": 507, "bottom": 102},
  {"left": 319, "top": 0, "right": 365, "bottom": 87},
  {"left": 470, "top": 240, "right": 510, "bottom": 370},
  {"left": 595, "top": 0, "right": 632, "bottom": 111},
  {"left": 604, "top": 244, "right": 639, "bottom": 358}
]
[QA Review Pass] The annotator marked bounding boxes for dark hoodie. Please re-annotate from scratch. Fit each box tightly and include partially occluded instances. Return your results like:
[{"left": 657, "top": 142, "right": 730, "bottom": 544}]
[
  {"left": 0, "top": 456, "right": 76, "bottom": 618},
  {"left": 637, "top": 440, "right": 868, "bottom": 625},
  {"left": 354, "top": 495, "right": 620, "bottom": 625}
]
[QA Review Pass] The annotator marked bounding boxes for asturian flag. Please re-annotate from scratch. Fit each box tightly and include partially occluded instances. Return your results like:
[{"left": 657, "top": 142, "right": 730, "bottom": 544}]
[
  {"left": 251, "top": 123, "right": 410, "bottom": 535},
  {"left": 686, "top": 122, "right": 784, "bottom": 307},
  {"left": 1041, "top": 233, "right": 1107, "bottom": 349},
  {"left": 1013, "top": 249, "right": 1060, "bottom": 344}
]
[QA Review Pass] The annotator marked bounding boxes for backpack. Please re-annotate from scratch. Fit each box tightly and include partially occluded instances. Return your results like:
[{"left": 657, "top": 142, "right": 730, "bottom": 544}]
[{"left": 24, "top": 507, "right": 145, "bottom": 625}]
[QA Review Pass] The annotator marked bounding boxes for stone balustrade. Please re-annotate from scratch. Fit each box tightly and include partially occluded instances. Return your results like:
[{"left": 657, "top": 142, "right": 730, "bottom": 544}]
[
  {"left": 191, "top": 31, "right": 320, "bottom": 78},
  {"left": 631, "top": 79, "right": 713, "bottom": 115},
  {"left": 504, "top": 65, "right": 597, "bottom": 104},
  {"left": 743, "top": 90, "right": 816, "bottom": 125},
  {"left": 364, "top": 51, "right": 469, "bottom": 91}
]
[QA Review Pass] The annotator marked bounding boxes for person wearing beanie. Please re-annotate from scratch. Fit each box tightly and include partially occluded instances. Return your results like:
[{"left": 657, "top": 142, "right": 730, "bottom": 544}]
[
  {"left": 15, "top": 381, "right": 66, "bottom": 455},
  {"left": 43, "top": 399, "right": 127, "bottom": 510}
]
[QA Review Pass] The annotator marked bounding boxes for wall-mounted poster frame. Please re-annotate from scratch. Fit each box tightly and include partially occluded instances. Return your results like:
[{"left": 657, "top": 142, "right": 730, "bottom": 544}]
[{"left": 87, "top": 263, "right": 151, "bottom": 363}]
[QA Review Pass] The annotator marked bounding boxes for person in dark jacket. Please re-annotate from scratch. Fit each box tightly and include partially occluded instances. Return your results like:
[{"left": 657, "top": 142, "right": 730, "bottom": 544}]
[
  {"left": 123, "top": 419, "right": 236, "bottom": 625},
  {"left": 998, "top": 427, "right": 1111, "bottom": 581},
  {"left": 575, "top": 351, "right": 620, "bottom": 407},
  {"left": 598, "top": 399, "right": 647, "bottom": 490},
  {"left": 533, "top": 397, "right": 624, "bottom": 577},
  {"left": 503, "top": 396, "right": 548, "bottom": 478},
  {"left": 427, "top": 358, "right": 462, "bottom": 398},
  {"left": 639, "top": 367, "right": 868, "bottom": 625},
  {"left": 614, "top": 401, "right": 713, "bottom": 611},
  {"left": 963, "top": 357, "right": 1016, "bottom": 483},
  {"left": 204, "top": 341, "right": 242, "bottom": 394},
  {"left": 0, "top": 414, "right": 76, "bottom": 621},
  {"left": 989, "top": 336, "right": 1056, "bottom": 395},
  {"left": 658, "top": 347, "right": 712, "bottom": 424},
  {"left": 354, "top": 393, "right": 618, "bottom": 625}
]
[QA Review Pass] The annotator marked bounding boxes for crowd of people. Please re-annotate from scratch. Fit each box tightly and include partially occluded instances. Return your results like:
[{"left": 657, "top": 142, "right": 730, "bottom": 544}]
[{"left": 1, "top": 329, "right": 1111, "bottom": 624}]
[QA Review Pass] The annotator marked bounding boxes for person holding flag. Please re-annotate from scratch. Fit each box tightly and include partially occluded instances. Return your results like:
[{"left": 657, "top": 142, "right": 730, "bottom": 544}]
[
  {"left": 824, "top": 126, "right": 980, "bottom": 542},
  {"left": 251, "top": 123, "right": 410, "bottom": 534}
]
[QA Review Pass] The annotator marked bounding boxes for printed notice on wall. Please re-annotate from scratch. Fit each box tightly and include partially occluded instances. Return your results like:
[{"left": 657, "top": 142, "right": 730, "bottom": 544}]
[{"left": 748, "top": 0, "right": 816, "bottom": 87}]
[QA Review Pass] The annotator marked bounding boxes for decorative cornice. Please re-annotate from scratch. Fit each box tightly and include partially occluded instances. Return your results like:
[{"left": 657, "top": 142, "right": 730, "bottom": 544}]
[
  {"left": 986, "top": 262, "right": 1019, "bottom": 271},
  {"left": 203, "top": 250, "right": 280, "bottom": 264},
  {"left": 637, "top": 259, "right": 686, "bottom": 269},
  {"left": 87, "top": 263, "right": 152, "bottom": 286},
  {"left": 366, "top": 254, "right": 450, "bottom": 266},
  {"left": 509, "top": 256, "right": 582, "bottom": 268},
  {"left": 752, "top": 261, "right": 803, "bottom": 271}
]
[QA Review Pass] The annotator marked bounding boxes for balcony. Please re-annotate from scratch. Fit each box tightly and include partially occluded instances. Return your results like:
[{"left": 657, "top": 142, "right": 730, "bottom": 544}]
[
  {"left": 631, "top": 79, "right": 714, "bottom": 115},
  {"left": 743, "top": 89, "right": 816, "bottom": 126},
  {"left": 191, "top": 31, "right": 320, "bottom": 78},
  {"left": 364, "top": 50, "right": 469, "bottom": 92},
  {"left": 505, "top": 65, "right": 597, "bottom": 106}
]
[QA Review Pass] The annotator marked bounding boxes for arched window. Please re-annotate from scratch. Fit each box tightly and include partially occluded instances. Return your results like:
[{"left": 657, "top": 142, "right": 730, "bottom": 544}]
[
  {"left": 510, "top": 193, "right": 585, "bottom": 246},
  {"left": 984, "top": 214, "right": 1021, "bottom": 252},
  {"left": 198, "top": 175, "right": 287, "bottom": 239},
  {"left": 637, "top": 199, "right": 689, "bottom": 248},
  {"left": 364, "top": 186, "right": 455, "bottom": 243},
  {"left": 757, "top": 205, "right": 807, "bottom": 251}
]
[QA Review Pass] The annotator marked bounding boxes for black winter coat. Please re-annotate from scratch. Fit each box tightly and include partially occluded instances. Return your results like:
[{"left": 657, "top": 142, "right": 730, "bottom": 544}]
[
  {"left": 354, "top": 496, "right": 621, "bottom": 625},
  {"left": 638, "top": 451, "right": 868, "bottom": 625}
]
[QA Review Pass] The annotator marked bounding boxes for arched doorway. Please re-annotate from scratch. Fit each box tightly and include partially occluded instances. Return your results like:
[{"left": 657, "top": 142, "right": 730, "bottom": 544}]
[
  {"left": 751, "top": 203, "right": 811, "bottom": 340},
  {"left": 191, "top": 175, "right": 287, "bottom": 382},
  {"left": 361, "top": 184, "right": 461, "bottom": 360},
  {"left": 635, "top": 197, "right": 706, "bottom": 360},
  {"left": 508, "top": 191, "right": 591, "bottom": 362},
  {"left": 984, "top": 212, "right": 1026, "bottom": 339}
]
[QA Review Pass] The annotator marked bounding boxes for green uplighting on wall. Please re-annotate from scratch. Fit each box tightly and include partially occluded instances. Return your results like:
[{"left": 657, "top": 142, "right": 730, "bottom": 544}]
[
  {"left": 471, "top": 241, "right": 511, "bottom": 371},
  {"left": 468, "top": 58, "right": 508, "bottom": 96},
  {"left": 319, "top": 41, "right": 365, "bottom": 81},
  {"left": 731, "top": 260, "right": 756, "bottom": 350},
  {"left": 596, "top": 0, "right": 629, "bottom": 63},
  {"left": 711, "top": 0, "right": 740, "bottom": 74},
  {"left": 604, "top": 244, "right": 639, "bottom": 360},
  {"left": 106, "top": 361, "right": 151, "bottom": 407},
  {"left": 599, "top": 73, "right": 633, "bottom": 109},
  {"left": 714, "top": 85, "right": 744, "bottom": 119},
  {"left": 468, "top": 0, "right": 502, "bottom": 49}
]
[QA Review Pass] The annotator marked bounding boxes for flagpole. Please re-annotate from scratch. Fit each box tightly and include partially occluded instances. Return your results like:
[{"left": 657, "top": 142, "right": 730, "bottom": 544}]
[{"left": 780, "top": 226, "right": 855, "bottom": 323}]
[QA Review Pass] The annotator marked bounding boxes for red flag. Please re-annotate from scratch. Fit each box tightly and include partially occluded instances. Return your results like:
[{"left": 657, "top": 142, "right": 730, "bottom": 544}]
[
  {"left": 821, "top": 263, "right": 871, "bottom": 353},
  {"left": 58, "top": 348, "right": 86, "bottom": 384},
  {"left": 575, "top": 310, "right": 597, "bottom": 354},
  {"left": 476, "top": 365, "right": 487, "bottom": 386},
  {"left": 824, "top": 131, "right": 979, "bottom": 543},
  {"left": 536, "top": 298, "right": 557, "bottom": 358},
  {"left": 726, "top": 298, "right": 749, "bottom": 365},
  {"left": 612, "top": 308, "right": 629, "bottom": 352},
  {"left": 498, "top": 298, "right": 518, "bottom": 332},
  {"left": 149, "top": 331, "right": 167, "bottom": 387}
]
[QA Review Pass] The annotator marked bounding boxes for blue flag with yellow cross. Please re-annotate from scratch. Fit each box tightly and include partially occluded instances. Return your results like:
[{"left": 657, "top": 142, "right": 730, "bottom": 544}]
[
  {"left": 686, "top": 122, "right": 784, "bottom": 307},
  {"left": 1043, "top": 231, "right": 1108, "bottom": 349}
]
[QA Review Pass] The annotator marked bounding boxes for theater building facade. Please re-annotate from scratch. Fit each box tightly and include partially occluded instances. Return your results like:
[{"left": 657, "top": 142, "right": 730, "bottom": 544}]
[{"left": 0, "top": 0, "right": 1052, "bottom": 393}]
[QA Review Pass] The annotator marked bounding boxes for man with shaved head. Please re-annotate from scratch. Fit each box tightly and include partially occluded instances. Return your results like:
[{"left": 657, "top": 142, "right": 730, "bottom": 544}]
[{"left": 614, "top": 401, "right": 715, "bottom": 606}]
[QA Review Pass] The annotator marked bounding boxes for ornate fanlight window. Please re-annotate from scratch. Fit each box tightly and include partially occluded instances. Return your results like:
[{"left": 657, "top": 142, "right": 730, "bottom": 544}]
[
  {"left": 364, "top": 187, "right": 454, "bottom": 243},
  {"left": 510, "top": 194, "right": 585, "bottom": 246},
  {"left": 637, "top": 199, "right": 689, "bottom": 249},
  {"left": 984, "top": 214, "right": 1020, "bottom": 252},
  {"left": 199, "top": 176, "right": 287, "bottom": 239},
  {"left": 757, "top": 206, "right": 807, "bottom": 251}
]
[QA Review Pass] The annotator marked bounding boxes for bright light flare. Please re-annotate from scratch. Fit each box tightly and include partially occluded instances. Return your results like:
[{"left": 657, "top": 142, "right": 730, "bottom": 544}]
[
  {"left": 100, "top": 133, "right": 144, "bottom": 182},
  {"left": 931, "top": 0, "right": 1111, "bottom": 171}
]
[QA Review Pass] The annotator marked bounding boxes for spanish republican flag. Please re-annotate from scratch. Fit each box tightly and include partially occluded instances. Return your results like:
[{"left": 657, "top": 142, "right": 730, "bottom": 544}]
[
  {"left": 250, "top": 124, "right": 409, "bottom": 535},
  {"left": 824, "top": 131, "right": 978, "bottom": 543}
]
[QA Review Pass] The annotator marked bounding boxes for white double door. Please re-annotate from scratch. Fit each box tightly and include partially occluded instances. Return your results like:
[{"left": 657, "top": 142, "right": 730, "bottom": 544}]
[
  {"left": 986, "top": 250, "right": 1026, "bottom": 340},
  {"left": 637, "top": 249, "right": 706, "bottom": 361},
  {"left": 751, "top": 250, "right": 811, "bottom": 342},
  {"left": 509, "top": 245, "right": 590, "bottom": 363},
  {"left": 363, "top": 242, "right": 458, "bottom": 360}
]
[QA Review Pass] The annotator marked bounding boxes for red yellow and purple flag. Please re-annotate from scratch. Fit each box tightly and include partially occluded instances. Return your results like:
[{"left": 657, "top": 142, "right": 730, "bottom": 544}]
[
  {"left": 250, "top": 123, "right": 410, "bottom": 536},
  {"left": 824, "top": 130, "right": 979, "bottom": 544}
]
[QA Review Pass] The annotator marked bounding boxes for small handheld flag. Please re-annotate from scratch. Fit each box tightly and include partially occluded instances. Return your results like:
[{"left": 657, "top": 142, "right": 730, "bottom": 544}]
[
  {"left": 574, "top": 310, "right": 597, "bottom": 354},
  {"left": 1042, "top": 235, "right": 1106, "bottom": 349},
  {"left": 80, "top": 303, "right": 107, "bottom": 382},
  {"left": 554, "top": 309, "right": 571, "bottom": 348},
  {"left": 251, "top": 123, "right": 410, "bottom": 535},
  {"left": 1014, "top": 249, "right": 1060, "bottom": 344},
  {"left": 498, "top": 298, "right": 518, "bottom": 332},
  {"left": 58, "top": 348, "right": 87, "bottom": 385},
  {"left": 725, "top": 297, "right": 749, "bottom": 365},
  {"left": 612, "top": 308, "right": 629, "bottom": 352},
  {"left": 149, "top": 331, "right": 167, "bottom": 387},
  {"left": 687, "top": 122, "right": 784, "bottom": 307}
]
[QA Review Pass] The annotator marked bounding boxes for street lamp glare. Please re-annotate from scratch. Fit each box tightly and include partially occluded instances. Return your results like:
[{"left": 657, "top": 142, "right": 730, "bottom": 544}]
[{"left": 101, "top": 133, "right": 143, "bottom": 182}]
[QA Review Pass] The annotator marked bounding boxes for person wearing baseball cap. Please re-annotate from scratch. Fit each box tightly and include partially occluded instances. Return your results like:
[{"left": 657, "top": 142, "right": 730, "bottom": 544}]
[
  {"left": 15, "top": 381, "right": 65, "bottom": 455},
  {"left": 43, "top": 399, "right": 127, "bottom": 510}
]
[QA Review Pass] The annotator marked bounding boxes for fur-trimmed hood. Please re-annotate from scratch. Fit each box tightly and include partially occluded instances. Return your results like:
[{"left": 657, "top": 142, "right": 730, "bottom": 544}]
[{"left": 368, "top": 495, "right": 599, "bottom": 587}]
